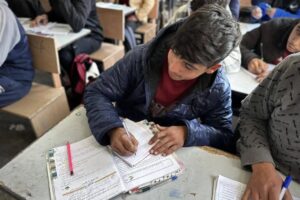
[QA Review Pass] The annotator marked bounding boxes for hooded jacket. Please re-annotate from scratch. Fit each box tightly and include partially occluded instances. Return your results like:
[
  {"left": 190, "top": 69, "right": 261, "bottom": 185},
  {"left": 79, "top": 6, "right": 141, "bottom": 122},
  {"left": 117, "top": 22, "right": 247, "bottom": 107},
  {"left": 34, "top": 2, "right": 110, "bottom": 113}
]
[{"left": 84, "top": 21, "right": 234, "bottom": 152}]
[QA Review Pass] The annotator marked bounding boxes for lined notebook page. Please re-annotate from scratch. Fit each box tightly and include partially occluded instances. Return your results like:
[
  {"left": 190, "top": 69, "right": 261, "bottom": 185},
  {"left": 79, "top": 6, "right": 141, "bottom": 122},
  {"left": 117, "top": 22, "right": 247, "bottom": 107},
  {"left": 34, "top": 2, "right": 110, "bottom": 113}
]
[
  {"left": 113, "top": 119, "right": 154, "bottom": 166},
  {"left": 114, "top": 153, "right": 181, "bottom": 190},
  {"left": 213, "top": 175, "right": 246, "bottom": 200},
  {"left": 50, "top": 136, "right": 125, "bottom": 200}
]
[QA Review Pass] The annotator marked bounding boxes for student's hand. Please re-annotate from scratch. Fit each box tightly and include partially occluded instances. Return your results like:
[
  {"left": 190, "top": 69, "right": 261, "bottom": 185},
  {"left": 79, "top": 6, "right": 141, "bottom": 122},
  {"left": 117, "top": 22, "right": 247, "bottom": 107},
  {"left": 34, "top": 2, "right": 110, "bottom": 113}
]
[
  {"left": 256, "top": 71, "right": 269, "bottom": 82},
  {"left": 148, "top": 125, "right": 187, "bottom": 156},
  {"left": 248, "top": 58, "right": 268, "bottom": 75},
  {"left": 251, "top": 6, "right": 263, "bottom": 19},
  {"left": 242, "top": 162, "right": 293, "bottom": 200},
  {"left": 30, "top": 14, "right": 48, "bottom": 27},
  {"left": 266, "top": 7, "right": 277, "bottom": 18},
  {"left": 109, "top": 127, "right": 138, "bottom": 156}
]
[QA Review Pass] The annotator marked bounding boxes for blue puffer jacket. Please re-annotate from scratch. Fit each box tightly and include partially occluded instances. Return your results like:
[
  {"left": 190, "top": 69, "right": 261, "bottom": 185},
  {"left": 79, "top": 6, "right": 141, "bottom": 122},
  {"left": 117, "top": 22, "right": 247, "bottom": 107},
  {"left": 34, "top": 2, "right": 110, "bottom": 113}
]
[{"left": 84, "top": 21, "right": 234, "bottom": 151}]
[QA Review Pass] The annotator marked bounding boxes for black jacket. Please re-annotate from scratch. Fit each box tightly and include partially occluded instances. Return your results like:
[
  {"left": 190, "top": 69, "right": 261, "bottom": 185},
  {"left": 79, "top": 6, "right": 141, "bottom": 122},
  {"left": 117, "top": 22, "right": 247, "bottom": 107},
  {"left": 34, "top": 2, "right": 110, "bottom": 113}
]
[
  {"left": 241, "top": 18, "right": 300, "bottom": 67},
  {"left": 48, "top": 0, "right": 103, "bottom": 43},
  {"left": 6, "top": 0, "right": 44, "bottom": 18}
]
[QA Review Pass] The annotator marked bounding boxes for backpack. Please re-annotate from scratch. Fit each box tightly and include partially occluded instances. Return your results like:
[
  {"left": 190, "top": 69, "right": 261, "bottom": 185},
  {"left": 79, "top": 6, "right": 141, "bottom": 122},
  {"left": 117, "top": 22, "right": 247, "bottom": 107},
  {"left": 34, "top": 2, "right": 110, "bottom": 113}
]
[{"left": 70, "top": 53, "right": 100, "bottom": 97}]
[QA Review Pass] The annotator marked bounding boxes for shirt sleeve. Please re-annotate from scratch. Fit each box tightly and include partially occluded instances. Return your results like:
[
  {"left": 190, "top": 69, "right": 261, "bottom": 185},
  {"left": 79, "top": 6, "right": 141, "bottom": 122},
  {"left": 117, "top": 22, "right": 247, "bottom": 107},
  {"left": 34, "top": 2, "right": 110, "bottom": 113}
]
[
  {"left": 0, "top": 2, "right": 21, "bottom": 67},
  {"left": 237, "top": 53, "right": 300, "bottom": 167}
]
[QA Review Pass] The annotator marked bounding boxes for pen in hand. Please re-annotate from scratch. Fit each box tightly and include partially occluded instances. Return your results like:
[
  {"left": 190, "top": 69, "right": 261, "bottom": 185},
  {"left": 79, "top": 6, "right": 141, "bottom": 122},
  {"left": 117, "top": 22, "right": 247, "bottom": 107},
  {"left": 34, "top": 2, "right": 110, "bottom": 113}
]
[
  {"left": 122, "top": 120, "right": 137, "bottom": 155},
  {"left": 279, "top": 175, "right": 292, "bottom": 200}
]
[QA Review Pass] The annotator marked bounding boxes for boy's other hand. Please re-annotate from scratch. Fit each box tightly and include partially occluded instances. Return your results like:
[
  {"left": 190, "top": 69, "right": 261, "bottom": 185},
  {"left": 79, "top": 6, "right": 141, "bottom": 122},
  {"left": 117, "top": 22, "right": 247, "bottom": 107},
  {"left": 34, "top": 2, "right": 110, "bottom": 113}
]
[
  {"left": 251, "top": 6, "right": 263, "bottom": 19},
  {"left": 30, "top": 14, "right": 48, "bottom": 27},
  {"left": 242, "top": 162, "right": 293, "bottom": 200},
  {"left": 109, "top": 127, "right": 138, "bottom": 156},
  {"left": 248, "top": 58, "right": 268, "bottom": 75},
  {"left": 148, "top": 125, "right": 187, "bottom": 156}
]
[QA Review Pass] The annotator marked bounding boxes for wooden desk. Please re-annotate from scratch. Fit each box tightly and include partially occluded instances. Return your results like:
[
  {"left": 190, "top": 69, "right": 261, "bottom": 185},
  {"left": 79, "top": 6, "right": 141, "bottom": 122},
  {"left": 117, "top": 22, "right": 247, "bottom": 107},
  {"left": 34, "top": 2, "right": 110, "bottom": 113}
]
[
  {"left": 226, "top": 68, "right": 259, "bottom": 95},
  {"left": 20, "top": 18, "right": 91, "bottom": 50},
  {"left": 1, "top": 107, "right": 300, "bottom": 199}
]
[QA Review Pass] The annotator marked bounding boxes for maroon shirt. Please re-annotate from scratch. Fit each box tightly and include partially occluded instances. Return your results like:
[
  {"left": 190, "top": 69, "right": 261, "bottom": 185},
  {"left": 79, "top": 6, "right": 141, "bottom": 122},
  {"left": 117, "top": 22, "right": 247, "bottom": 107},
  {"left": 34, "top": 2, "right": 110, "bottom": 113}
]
[{"left": 154, "top": 58, "right": 198, "bottom": 107}]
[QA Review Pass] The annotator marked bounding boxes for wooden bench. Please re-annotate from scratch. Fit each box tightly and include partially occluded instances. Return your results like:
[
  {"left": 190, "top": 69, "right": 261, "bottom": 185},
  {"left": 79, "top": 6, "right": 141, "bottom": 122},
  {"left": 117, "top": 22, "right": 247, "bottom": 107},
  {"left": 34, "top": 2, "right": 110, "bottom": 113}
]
[
  {"left": 90, "top": 6, "right": 125, "bottom": 71},
  {"left": 0, "top": 35, "right": 70, "bottom": 137}
]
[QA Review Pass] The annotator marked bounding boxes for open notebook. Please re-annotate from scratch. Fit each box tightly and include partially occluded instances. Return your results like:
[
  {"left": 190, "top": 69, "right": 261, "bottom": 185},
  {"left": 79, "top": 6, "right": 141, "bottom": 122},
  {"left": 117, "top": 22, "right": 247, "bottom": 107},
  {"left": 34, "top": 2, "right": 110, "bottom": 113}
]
[
  {"left": 213, "top": 175, "right": 300, "bottom": 200},
  {"left": 112, "top": 119, "right": 156, "bottom": 167},
  {"left": 23, "top": 22, "right": 72, "bottom": 35},
  {"left": 46, "top": 136, "right": 183, "bottom": 200}
]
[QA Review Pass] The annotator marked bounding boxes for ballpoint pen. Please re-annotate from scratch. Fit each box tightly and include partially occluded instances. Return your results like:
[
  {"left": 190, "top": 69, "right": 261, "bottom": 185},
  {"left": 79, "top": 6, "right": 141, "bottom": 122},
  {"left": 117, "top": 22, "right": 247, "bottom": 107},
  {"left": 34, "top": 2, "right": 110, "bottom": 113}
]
[
  {"left": 122, "top": 120, "right": 131, "bottom": 139},
  {"left": 279, "top": 175, "right": 292, "bottom": 200}
]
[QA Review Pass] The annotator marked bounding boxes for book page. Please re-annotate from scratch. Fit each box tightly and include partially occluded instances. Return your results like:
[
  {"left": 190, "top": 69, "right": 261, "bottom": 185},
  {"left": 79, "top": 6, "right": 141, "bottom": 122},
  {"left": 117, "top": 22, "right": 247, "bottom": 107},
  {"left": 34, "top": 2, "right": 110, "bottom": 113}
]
[
  {"left": 49, "top": 136, "right": 125, "bottom": 200},
  {"left": 114, "top": 153, "right": 181, "bottom": 191},
  {"left": 113, "top": 119, "right": 154, "bottom": 166},
  {"left": 213, "top": 175, "right": 246, "bottom": 200},
  {"left": 213, "top": 175, "right": 300, "bottom": 200}
]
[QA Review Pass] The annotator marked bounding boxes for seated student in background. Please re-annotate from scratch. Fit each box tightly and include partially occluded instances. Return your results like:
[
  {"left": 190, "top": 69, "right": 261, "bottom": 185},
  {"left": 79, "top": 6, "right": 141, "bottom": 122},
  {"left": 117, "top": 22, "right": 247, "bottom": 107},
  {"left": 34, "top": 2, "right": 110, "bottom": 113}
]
[
  {"left": 167, "top": 0, "right": 241, "bottom": 73},
  {"left": 251, "top": 0, "right": 300, "bottom": 21},
  {"left": 84, "top": 4, "right": 241, "bottom": 156},
  {"left": 240, "top": 18, "right": 300, "bottom": 82},
  {"left": 31, "top": 0, "right": 103, "bottom": 78},
  {"left": 237, "top": 53, "right": 300, "bottom": 200},
  {"left": 0, "top": 0, "right": 34, "bottom": 107},
  {"left": 6, "top": 0, "right": 44, "bottom": 19}
]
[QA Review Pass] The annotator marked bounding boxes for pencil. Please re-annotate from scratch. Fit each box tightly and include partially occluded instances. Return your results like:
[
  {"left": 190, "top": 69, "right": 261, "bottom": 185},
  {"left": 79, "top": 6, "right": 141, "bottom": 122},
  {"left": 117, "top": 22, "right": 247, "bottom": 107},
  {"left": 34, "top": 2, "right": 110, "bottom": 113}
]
[{"left": 66, "top": 142, "right": 74, "bottom": 175}]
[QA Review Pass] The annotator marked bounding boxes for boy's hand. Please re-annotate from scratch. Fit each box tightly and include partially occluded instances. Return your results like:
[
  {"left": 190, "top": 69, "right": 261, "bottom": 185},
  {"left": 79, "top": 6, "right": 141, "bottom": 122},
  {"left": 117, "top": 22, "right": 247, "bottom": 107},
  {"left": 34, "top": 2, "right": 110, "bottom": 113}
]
[
  {"left": 148, "top": 125, "right": 187, "bottom": 156},
  {"left": 266, "top": 7, "right": 276, "bottom": 18},
  {"left": 248, "top": 58, "right": 268, "bottom": 75},
  {"left": 30, "top": 14, "right": 48, "bottom": 27},
  {"left": 109, "top": 127, "right": 138, "bottom": 156},
  {"left": 256, "top": 71, "right": 269, "bottom": 82},
  {"left": 242, "top": 162, "right": 293, "bottom": 200},
  {"left": 251, "top": 6, "right": 263, "bottom": 19}
]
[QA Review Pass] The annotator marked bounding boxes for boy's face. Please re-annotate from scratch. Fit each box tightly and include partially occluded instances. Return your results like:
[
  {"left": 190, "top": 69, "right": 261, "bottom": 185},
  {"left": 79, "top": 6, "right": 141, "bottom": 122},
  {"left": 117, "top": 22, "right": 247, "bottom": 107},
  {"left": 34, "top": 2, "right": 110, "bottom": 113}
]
[
  {"left": 287, "top": 23, "right": 300, "bottom": 53},
  {"left": 167, "top": 49, "right": 220, "bottom": 81}
]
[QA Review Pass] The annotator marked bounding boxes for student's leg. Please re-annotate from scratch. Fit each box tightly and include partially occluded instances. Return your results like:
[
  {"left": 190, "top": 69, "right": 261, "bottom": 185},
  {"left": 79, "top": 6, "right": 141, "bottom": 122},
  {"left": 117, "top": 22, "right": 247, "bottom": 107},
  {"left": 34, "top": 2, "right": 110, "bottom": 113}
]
[{"left": 0, "top": 75, "right": 31, "bottom": 107}]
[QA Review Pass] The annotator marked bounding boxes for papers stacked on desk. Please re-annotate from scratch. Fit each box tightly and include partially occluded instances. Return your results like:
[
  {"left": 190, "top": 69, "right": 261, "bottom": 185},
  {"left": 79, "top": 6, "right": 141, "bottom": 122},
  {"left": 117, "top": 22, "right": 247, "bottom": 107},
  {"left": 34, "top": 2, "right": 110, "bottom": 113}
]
[{"left": 23, "top": 22, "right": 72, "bottom": 35}]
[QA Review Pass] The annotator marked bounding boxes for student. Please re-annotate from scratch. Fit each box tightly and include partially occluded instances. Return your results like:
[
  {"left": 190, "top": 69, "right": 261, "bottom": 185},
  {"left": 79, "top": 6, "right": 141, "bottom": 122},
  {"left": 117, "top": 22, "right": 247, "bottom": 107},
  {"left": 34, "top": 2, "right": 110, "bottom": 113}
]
[
  {"left": 251, "top": 0, "right": 300, "bottom": 21},
  {"left": 84, "top": 4, "right": 241, "bottom": 156},
  {"left": 0, "top": 0, "right": 34, "bottom": 107},
  {"left": 237, "top": 53, "right": 300, "bottom": 200},
  {"left": 6, "top": 0, "right": 44, "bottom": 19},
  {"left": 31, "top": 0, "right": 103, "bottom": 74},
  {"left": 240, "top": 18, "right": 300, "bottom": 81},
  {"left": 167, "top": 0, "right": 242, "bottom": 73}
]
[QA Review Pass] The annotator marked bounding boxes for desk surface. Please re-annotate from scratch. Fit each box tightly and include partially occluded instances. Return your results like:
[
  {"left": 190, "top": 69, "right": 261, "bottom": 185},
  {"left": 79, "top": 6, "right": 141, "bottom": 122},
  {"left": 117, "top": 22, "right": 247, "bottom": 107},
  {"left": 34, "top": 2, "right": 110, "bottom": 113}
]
[
  {"left": 96, "top": 2, "right": 135, "bottom": 16},
  {"left": 239, "top": 22, "right": 260, "bottom": 35},
  {"left": 1, "top": 107, "right": 299, "bottom": 200},
  {"left": 19, "top": 18, "right": 91, "bottom": 50}
]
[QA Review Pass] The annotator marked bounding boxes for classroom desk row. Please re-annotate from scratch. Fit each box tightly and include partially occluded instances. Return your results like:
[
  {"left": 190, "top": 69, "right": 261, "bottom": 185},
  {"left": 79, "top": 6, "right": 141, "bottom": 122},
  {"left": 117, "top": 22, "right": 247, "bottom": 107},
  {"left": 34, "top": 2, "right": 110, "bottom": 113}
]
[{"left": 0, "top": 106, "right": 300, "bottom": 199}]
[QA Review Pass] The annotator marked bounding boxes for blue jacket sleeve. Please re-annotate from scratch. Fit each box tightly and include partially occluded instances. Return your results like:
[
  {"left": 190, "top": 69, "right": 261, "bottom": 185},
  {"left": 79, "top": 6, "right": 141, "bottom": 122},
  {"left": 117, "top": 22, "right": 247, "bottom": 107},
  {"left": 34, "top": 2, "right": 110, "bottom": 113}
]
[
  {"left": 183, "top": 77, "right": 234, "bottom": 151},
  {"left": 84, "top": 48, "right": 141, "bottom": 145},
  {"left": 229, "top": 0, "right": 240, "bottom": 20},
  {"left": 273, "top": 8, "right": 300, "bottom": 18}
]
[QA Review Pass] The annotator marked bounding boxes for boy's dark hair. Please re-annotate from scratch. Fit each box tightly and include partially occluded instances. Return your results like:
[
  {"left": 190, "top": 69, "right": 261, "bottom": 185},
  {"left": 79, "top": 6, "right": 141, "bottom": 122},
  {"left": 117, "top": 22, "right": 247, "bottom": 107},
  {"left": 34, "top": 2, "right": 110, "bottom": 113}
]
[
  {"left": 190, "top": 0, "right": 230, "bottom": 11},
  {"left": 171, "top": 4, "right": 241, "bottom": 67}
]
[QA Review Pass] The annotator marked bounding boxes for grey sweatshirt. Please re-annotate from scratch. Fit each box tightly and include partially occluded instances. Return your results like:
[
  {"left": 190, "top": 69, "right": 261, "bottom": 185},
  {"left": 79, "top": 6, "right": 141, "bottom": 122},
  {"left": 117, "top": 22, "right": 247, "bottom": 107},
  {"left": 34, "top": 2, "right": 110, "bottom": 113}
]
[{"left": 237, "top": 52, "right": 300, "bottom": 183}]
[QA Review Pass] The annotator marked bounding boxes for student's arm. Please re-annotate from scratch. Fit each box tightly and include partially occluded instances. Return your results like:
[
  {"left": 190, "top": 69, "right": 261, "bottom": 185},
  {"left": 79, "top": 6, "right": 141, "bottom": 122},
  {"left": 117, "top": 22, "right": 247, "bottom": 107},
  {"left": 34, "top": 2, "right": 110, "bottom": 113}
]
[
  {"left": 229, "top": 0, "right": 240, "bottom": 20},
  {"left": 134, "top": 0, "right": 155, "bottom": 22},
  {"left": 84, "top": 47, "right": 142, "bottom": 146},
  {"left": 183, "top": 77, "right": 234, "bottom": 152},
  {"left": 49, "top": 0, "right": 92, "bottom": 32},
  {"left": 0, "top": 4, "right": 20, "bottom": 66},
  {"left": 271, "top": 8, "right": 300, "bottom": 18},
  {"left": 238, "top": 54, "right": 299, "bottom": 200},
  {"left": 240, "top": 26, "right": 262, "bottom": 68}
]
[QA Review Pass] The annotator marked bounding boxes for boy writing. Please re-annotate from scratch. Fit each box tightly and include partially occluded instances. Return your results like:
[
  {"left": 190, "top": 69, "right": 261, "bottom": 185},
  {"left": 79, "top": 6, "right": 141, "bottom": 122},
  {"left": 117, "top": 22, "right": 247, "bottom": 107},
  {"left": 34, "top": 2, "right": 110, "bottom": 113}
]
[{"left": 84, "top": 4, "right": 241, "bottom": 156}]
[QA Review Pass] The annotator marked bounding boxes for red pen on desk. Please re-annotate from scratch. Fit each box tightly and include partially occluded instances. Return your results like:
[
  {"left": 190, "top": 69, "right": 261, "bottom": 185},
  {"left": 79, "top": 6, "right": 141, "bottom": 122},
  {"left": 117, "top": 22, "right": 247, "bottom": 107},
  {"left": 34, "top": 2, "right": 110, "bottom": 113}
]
[{"left": 66, "top": 142, "right": 74, "bottom": 175}]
